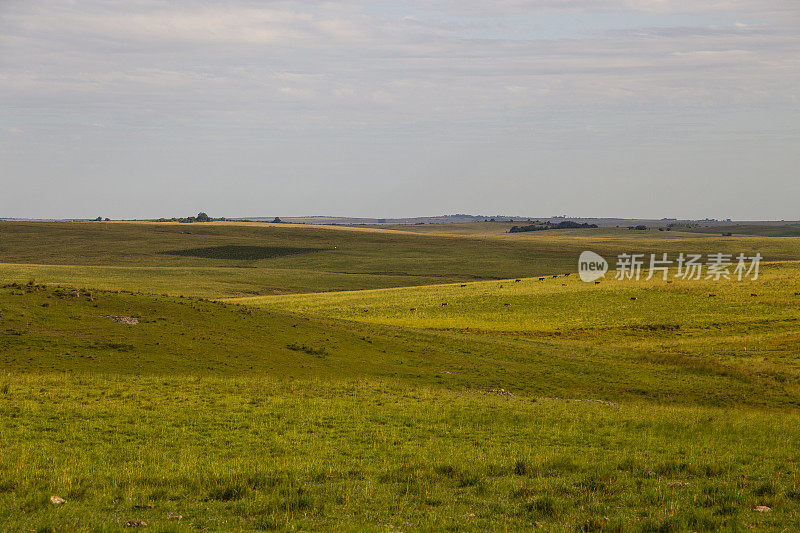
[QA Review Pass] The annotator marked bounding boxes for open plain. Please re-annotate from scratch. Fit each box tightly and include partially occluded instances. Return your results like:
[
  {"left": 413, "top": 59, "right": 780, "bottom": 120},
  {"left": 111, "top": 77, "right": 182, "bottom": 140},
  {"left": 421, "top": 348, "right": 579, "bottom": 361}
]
[{"left": 2, "top": 220, "right": 800, "bottom": 531}]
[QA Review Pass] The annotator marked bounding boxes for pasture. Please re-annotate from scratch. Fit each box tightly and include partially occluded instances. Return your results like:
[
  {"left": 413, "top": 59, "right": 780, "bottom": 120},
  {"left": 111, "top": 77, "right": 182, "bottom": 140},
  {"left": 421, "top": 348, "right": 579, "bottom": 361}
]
[{"left": 1, "top": 220, "right": 800, "bottom": 531}]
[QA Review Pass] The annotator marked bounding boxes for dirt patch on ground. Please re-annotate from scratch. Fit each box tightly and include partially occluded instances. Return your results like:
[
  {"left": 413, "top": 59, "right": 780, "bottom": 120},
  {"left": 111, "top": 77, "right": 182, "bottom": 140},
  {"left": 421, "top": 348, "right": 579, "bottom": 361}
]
[{"left": 102, "top": 315, "right": 139, "bottom": 325}]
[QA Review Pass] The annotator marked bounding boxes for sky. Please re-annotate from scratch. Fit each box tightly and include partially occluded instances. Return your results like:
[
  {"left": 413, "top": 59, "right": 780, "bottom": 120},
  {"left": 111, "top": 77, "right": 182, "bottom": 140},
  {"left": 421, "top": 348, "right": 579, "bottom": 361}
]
[{"left": 1, "top": 0, "right": 798, "bottom": 220}]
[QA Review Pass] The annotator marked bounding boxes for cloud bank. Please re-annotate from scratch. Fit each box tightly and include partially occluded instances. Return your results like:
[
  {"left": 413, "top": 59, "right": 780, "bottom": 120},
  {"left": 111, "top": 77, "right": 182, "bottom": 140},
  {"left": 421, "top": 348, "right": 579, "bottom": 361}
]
[{"left": 1, "top": 1, "right": 798, "bottom": 218}]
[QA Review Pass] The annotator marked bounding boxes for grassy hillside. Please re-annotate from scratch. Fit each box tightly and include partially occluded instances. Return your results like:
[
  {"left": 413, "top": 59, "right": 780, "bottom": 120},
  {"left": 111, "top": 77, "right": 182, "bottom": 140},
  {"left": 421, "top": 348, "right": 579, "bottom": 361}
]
[
  {"left": 232, "top": 261, "right": 800, "bottom": 404},
  {"left": 4, "top": 282, "right": 796, "bottom": 406},
  {"left": 3, "top": 284, "right": 800, "bottom": 530},
  {"left": 0, "top": 262, "right": 456, "bottom": 297},
  {"left": 231, "top": 261, "right": 800, "bottom": 334}
]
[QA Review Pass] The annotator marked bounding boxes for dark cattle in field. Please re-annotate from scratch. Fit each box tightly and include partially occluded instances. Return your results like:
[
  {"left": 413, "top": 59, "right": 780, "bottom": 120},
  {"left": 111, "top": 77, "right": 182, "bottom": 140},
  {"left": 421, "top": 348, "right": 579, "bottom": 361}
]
[
  {"left": 630, "top": 297, "right": 637, "bottom": 300},
  {"left": 594, "top": 281, "right": 601, "bottom": 285},
  {"left": 795, "top": 292, "right": 800, "bottom": 296},
  {"left": 460, "top": 284, "right": 467, "bottom": 287},
  {"left": 515, "top": 279, "right": 521, "bottom": 282},
  {"left": 441, "top": 302, "right": 448, "bottom": 306},
  {"left": 539, "top": 277, "right": 545, "bottom": 281},
  {"left": 709, "top": 294, "right": 716, "bottom": 297},
  {"left": 751, "top": 293, "right": 758, "bottom": 297},
  {"left": 552, "top": 275, "right": 558, "bottom": 278},
  {"left": 409, "top": 308, "right": 417, "bottom": 311},
  {"left": 504, "top": 303, "right": 510, "bottom": 306},
  {"left": 564, "top": 273, "right": 570, "bottom": 277}
]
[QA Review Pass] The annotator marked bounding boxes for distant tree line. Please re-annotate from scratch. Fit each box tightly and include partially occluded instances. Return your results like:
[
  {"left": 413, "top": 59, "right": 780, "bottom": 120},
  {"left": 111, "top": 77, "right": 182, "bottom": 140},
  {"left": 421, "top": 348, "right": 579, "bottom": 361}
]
[
  {"left": 508, "top": 221, "right": 598, "bottom": 233},
  {"left": 154, "top": 212, "right": 225, "bottom": 223},
  {"left": 151, "top": 213, "right": 287, "bottom": 224}
]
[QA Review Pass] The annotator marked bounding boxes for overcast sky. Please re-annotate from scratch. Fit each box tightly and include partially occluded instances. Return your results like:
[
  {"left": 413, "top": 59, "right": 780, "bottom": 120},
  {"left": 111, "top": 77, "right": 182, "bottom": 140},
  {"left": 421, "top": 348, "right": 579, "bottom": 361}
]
[{"left": 1, "top": 1, "right": 798, "bottom": 220}]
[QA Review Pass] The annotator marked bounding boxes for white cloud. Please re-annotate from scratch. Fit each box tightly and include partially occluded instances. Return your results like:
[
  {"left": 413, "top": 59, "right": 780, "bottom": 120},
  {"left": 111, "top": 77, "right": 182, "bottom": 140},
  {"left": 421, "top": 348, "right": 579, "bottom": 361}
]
[{"left": 278, "top": 86, "right": 315, "bottom": 98}]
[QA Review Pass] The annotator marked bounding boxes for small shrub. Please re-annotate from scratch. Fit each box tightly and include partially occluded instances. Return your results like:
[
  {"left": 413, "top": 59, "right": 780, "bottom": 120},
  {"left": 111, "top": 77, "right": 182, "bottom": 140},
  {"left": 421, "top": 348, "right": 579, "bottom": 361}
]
[
  {"left": 286, "top": 343, "right": 328, "bottom": 357},
  {"left": 686, "top": 510, "right": 717, "bottom": 531},
  {"left": 434, "top": 464, "right": 456, "bottom": 478},
  {"left": 524, "top": 496, "right": 558, "bottom": 518},
  {"left": 701, "top": 485, "right": 738, "bottom": 516},
  {"left": 639, "top": 517, "right": 679, "bottom": 533},
  {"left": 712, "top": 502, "right": 738, "bottom": 516},
  {"left": 655, "top": 461, "right": 689, "bottom": 477},
  {"left": 208, "top": 482, "right": 248, "bottom": 501},
  {"left": 19, "top": 491, "right": 49, "bottom": 513},
  {"left": 753, "top": 481, "right": 775, "bottom": 497},
  {"left": 486, "top": 464, "right": 506, "bottom": 477},
  {"left": 103, "top": 343, "right": 135, "bottom": 352},
  {"left": 0, "top": 478, "right": 15, "bottom": 492},
  {"left": 543, "top": 456, "right": 578, "bottom": 475},
  {"left": 577, "top": 516, "right": 607, "bottom": 532},
  {"left": 456, "top": 471, "right": 480, "bottom": 487},
  {"left": 281, "top": 486, "right": 312, "bottom": 513},
  {"left": 703, "top": 464, "right": 726, "bottom": 477},
  {"left": 514, "top": 460, "right": 531, "bottom": 476},
  {"left": 576, "top": 474, "right": 611, "bottom": 494},
  {"left": 252, "top": 517, "right": 279, "bottom": 530}
]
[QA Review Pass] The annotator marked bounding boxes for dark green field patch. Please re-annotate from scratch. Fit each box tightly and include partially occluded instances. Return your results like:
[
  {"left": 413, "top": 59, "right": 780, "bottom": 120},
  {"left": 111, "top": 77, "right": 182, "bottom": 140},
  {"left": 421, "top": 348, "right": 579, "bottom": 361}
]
[{"left": 158, "top": 245, "right": 324, "bottom": 260}]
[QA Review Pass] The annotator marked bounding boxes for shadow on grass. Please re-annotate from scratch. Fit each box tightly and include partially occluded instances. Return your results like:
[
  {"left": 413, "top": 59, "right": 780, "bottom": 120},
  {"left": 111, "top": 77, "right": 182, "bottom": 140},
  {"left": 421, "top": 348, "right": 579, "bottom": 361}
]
[{"left": 158, "top": 245, "right": 325, "bottom": 260}]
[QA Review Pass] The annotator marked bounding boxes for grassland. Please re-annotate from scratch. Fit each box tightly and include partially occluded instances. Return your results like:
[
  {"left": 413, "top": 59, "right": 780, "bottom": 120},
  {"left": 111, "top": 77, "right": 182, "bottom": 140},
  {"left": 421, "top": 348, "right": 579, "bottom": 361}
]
[
  {"left": 689, "top": 225, "right": 800, "bottom": 237},
  {"left": 0, "top": 262, "right": 457, "bottom": 298},
  {"left": 4, "top": 375, "right": 800, "bottom": 532},
  {"left": 231, "top": 261, "right": 800, "bottom": 334},
  {"left": 3, "top": 220, "right": 799, "bottom": 295},
  {"left": 231, "top": 261, "right": 800, "bottom": 387},
  {"left": 2, "top": 220, "right": 800, "bottom": 531}
]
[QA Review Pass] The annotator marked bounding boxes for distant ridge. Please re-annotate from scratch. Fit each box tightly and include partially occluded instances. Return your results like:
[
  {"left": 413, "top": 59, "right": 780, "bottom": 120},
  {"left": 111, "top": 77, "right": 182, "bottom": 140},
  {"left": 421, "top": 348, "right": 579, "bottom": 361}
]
[
  {"left": 240, "top": 215, "right": 799, "bottom": 228},
  {"left": 3, "top": 216, "right": 799, "bottom": 228}
]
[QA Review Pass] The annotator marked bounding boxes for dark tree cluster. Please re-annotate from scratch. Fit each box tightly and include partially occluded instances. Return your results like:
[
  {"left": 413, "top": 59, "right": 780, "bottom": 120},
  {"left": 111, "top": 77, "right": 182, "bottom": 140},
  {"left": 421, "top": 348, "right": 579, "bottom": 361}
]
[
  {"left": 509, "top": 221, "right": 598, "bottom": 233},
  {"left": 154, "top": 212, "right": 225, "bottom": 223}
]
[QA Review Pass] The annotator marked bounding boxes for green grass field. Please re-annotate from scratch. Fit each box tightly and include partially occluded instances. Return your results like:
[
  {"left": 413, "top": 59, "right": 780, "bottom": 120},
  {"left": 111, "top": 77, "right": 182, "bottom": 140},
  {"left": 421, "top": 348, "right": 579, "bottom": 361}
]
[{"left": 2, "top": 221, "right": 800, "bottom": 531}]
